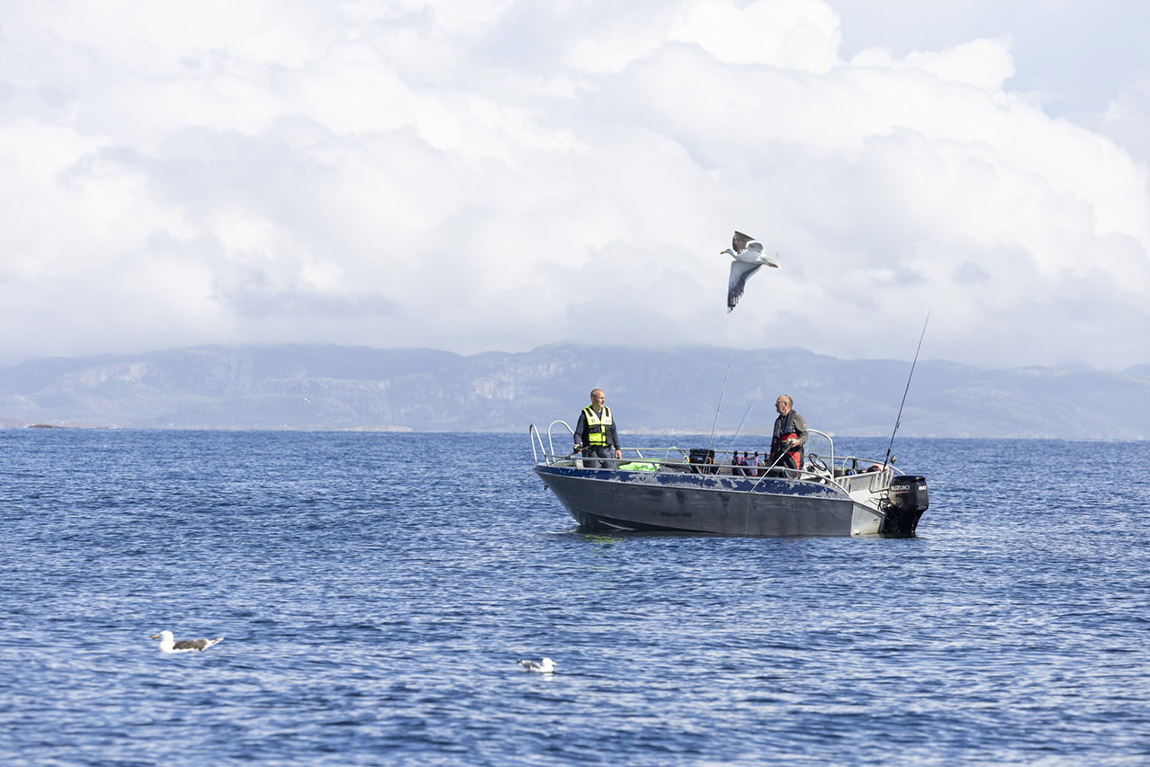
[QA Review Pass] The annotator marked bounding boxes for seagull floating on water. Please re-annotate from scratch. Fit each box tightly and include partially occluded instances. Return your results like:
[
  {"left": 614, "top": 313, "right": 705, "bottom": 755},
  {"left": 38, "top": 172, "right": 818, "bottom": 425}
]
[
  {"left": 151, "top": 630, "right": 224, "bottom": 653},
  {"left": 517, "top": 657, "right": 556, "bottom": 673},
  {"left": 722, "top": 231, "right": 780, "bottom": 312}
]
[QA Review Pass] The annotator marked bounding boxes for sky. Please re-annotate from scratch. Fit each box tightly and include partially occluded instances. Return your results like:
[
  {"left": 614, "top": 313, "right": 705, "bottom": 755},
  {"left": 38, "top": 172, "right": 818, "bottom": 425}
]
[{"left": 2, "top": 0, "right": 1149, "bottom": 371}]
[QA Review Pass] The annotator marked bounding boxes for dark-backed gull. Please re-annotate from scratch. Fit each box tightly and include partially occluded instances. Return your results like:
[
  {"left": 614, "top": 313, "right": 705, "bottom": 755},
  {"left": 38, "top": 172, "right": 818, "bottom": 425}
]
[
  {"left": 517, "top": 657, "right": 555, "bottom": 673},
  {"left": 151, "top": 630, "right": 224, "bottom": 653},
  {"left": 723, "top": 231, "right": 780, "bottom": 312}
]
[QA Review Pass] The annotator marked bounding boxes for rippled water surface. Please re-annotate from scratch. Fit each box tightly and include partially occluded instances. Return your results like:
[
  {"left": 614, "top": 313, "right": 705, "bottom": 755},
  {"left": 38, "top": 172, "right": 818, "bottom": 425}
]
[{"left": 2, "top": 431, "right": 1149, "bottom": 766}]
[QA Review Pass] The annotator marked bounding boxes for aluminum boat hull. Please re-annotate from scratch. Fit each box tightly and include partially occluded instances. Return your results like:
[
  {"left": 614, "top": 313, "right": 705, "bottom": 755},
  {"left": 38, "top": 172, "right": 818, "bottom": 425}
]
[{"left": 535, "top": 465, "right": 888, "bottom": 537}]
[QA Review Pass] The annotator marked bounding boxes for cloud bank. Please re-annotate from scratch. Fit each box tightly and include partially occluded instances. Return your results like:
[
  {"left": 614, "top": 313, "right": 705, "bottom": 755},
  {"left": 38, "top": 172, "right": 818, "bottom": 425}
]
[{"left": 1, "top": 0, "right": 1148, "bottom": 370}]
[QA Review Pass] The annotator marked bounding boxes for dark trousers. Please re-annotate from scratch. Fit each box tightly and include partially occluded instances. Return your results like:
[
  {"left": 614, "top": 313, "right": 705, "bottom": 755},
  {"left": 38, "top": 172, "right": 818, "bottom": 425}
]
[{"left": 581, "top": 445, "right": 615, "bottom": 469}]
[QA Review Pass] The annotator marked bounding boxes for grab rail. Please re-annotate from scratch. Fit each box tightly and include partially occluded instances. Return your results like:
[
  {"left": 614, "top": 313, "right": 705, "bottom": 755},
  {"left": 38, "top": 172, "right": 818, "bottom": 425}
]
[{"left": 529, "top": 422, "right": 900, "bottom": 488}]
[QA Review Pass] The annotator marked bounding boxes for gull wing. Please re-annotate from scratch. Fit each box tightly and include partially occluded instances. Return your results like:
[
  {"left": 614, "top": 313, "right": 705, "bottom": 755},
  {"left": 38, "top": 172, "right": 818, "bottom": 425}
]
[
  {"left": 727, "top": 261, "right": 763, "bottom": 312},
  {"left": 173, "top": 637, "right": 223, "bottom": 651},
  {"left": 173, "top": 639, "right": 207, "bottom": 651},
  {"left": 732, "top": 231, "right": 758, "bottom": 255}
]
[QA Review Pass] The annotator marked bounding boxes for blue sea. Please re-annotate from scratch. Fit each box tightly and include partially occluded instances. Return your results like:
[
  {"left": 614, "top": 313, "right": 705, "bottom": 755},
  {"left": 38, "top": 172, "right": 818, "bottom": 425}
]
[{"left": 2, "top": 430, "right": 1149, "bottom": 766}]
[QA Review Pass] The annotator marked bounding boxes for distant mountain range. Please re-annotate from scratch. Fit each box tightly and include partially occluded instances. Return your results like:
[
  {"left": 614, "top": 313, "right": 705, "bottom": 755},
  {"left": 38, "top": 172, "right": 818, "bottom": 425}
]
[{"left": 1, "top": 343, "right": 1148, "bottom": 439}]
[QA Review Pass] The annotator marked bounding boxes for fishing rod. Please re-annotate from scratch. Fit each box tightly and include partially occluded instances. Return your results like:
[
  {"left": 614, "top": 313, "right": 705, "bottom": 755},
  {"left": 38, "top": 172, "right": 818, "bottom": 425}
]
[
  {"left": 883, "top": 312, "right": 930, "bottom": 470},
  {"left": 726, "top": 388, "right": 761, "bottom": 454},
  {"left": 706, "top": 357, "right": 733, "bottom": 451}
]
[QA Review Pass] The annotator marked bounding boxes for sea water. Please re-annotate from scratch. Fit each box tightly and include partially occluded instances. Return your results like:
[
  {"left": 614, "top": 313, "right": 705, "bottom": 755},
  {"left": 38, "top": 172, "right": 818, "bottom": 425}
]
[{"left": 1, "top": 430, "right": 1148, "bottom": 766}]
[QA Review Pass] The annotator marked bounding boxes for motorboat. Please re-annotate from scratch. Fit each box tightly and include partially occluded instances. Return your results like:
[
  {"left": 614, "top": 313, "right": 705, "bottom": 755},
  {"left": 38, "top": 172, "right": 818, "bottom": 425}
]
[{"left": 529, "top": 421, "right": 929, "bottom": 537}]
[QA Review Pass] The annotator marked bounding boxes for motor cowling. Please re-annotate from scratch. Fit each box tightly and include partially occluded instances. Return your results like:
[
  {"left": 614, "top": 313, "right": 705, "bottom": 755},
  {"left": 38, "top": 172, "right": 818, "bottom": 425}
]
[
  {"left": 882, "top": 475, "right": 929, "bottom": 536},
  {"left": 889, "top": 475, "right": 929, "bottom": 512}
]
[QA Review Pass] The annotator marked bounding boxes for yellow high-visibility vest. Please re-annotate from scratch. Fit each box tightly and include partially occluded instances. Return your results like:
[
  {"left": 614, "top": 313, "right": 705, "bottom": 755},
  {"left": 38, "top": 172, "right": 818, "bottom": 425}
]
[{"left": 583, "top": 405, "right": 613, "bottom": 446}]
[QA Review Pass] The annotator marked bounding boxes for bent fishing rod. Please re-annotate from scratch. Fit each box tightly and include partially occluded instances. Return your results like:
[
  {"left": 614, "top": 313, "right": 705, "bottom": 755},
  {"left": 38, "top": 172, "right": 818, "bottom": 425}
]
[{"left": 882, "top": 312, "right": 930, "bottom": 470}]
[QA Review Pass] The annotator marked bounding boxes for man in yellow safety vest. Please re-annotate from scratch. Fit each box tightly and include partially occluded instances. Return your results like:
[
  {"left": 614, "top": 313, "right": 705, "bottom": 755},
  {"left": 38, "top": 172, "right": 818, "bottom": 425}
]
[{"left": 574, "top": 388, "right": 622, "bottom": 469}]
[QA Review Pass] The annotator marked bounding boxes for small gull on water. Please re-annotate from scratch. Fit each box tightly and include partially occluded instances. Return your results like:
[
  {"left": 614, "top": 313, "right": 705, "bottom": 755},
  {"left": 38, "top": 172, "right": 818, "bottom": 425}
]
[
  {"left": 517, "top": 657, "right": 556, "bottom": 673},
  {"left": 151, "top": 630, "right": 224, "bottom": 653},
  {"left": 722, "top": 231, "right": 780, "bottom": 313}
]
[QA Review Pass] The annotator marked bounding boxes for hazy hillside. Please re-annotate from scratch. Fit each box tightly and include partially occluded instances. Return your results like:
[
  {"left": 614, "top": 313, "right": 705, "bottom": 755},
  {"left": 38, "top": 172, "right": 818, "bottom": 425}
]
[{"left": 1, "top": 343, "right": 1148, "bottom": 439}]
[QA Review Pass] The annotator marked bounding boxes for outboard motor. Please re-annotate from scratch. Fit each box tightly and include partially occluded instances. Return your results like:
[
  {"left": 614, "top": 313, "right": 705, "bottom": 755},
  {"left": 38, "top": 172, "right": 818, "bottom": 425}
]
[{"left": 882, "top": 475, "right": 930, "bottom": 536}]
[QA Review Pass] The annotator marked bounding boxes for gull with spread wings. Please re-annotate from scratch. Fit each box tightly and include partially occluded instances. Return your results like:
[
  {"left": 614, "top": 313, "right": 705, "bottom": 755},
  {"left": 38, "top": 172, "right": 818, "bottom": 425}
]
[{"left": 723, "top": 231, "right": 779, "bottom": 312}]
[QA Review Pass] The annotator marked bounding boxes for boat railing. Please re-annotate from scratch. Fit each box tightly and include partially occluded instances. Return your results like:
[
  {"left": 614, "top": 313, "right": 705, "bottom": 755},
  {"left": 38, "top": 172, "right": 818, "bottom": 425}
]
[
  {"left": 530, "top": 420, "right": 576, "bottom": 465},
  {"left": 533, "top": 420, "right": 883, "bottom": 473},
  {"left": 529, "top": 423, "right": 901, "bottom": 489}
]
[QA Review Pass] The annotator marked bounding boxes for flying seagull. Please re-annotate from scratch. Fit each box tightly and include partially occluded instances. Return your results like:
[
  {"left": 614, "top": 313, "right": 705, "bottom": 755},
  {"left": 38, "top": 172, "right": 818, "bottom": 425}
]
[
  {"left": 517, "top": 657, "right": 556, "bottom": 673},
  {"left": 151, "top": 630, "right": 224, "bottom": 653},
  {"left": 723, "top": 231, "right": 780, "bottom": 312}
]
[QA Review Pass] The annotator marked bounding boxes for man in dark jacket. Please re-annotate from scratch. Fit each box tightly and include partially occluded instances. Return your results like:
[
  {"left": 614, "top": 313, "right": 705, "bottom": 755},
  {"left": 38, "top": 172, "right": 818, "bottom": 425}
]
[
  {"left": 770, "top": 393, "right": 808, "bottom": 475},
  {"left": 574, "top": 388, "right": 621, "bottom": 469}
]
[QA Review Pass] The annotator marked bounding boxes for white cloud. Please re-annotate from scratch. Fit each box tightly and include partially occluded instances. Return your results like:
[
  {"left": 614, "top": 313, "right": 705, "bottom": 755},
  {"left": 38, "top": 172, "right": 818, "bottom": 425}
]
[
  {"left": 671, "top": 0, "right": 841, "bottom": 71},
  {"left": 853, "top": 37, "right": 1015, "bottom": 92},
  {"left": 1100, "top": 74, "right": 1150, "bottom": 166},
  {"left": 0, "top": 0, "right": 1148, "bottom": 370},
  {"left": 565, "top": 0, "right": 841, "bottom": 74}
]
